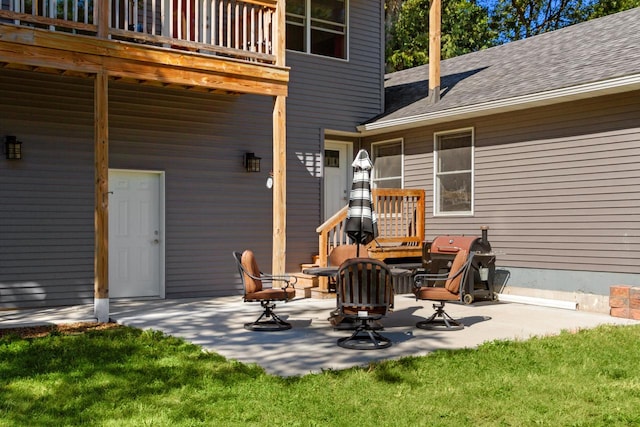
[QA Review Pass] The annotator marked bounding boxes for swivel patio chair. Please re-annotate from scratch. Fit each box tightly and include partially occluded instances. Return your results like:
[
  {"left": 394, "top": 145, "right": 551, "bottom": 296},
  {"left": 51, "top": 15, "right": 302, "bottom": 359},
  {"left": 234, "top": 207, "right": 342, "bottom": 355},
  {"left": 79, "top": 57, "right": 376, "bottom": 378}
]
[
  {"left": 233, "top": 250, "right": 296, "bottom": 331},
  {"left": 335, "top": 258, "right": 394, "bottom": 349},
  {"left": 413, "top": 249, "right": 472, "bottom": 331},
  {"left": 327, "top": 244, "right": 368, "bottom": 291}
]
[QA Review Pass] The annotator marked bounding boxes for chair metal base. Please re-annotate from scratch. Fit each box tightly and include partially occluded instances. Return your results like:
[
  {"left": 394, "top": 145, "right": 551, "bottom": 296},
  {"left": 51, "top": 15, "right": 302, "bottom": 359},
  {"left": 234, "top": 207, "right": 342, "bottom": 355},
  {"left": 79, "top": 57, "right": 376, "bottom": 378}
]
[
  {"left": 244, "top": 301, "right": 292, "bottom": 332},
  {"left": 416, "top": 302, "right": 464, "bottom": 331},
  {"left": 329, "top": 310, "right": 384, "bottom": 331},
  {"left": 337, "top": 319, "right": 392, "bottom": 350}
]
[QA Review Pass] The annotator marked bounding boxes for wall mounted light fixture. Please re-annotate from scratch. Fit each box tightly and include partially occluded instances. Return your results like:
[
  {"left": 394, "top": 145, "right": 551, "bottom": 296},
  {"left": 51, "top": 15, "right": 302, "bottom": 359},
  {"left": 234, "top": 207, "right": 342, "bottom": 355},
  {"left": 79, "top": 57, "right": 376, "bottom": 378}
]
[
  {"left": 244, "top": 152, "right": 261, "bottom": 172},
  {"left": 266, "top": 171, "right": 274, "bottom": 189},
  {"left": 5, "top": 136, "right": 22, "bottom": 160}
]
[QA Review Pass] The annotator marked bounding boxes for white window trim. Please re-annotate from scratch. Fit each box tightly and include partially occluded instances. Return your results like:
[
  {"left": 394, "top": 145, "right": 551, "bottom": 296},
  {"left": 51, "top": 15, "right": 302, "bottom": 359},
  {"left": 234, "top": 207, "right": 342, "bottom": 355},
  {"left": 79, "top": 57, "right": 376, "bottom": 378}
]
[
  {"left": 285, "top": 0, "right": 350, "bottom": 62},
  {"left": 433, "top": 127, "right": 475, "bottom": 217},
  {"left": 371, "top": 138, "right": 404, "bottom": 189}
]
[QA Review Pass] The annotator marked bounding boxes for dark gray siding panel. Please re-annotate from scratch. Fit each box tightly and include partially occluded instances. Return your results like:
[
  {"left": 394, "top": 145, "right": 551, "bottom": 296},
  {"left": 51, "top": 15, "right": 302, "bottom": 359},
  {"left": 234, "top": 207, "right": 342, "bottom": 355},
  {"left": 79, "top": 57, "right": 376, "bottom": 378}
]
[
  {"left": 0, "top": 70, "right": 95, "bottom": 308},
  {"left": 0, "top": 69, "right": 276, "bottom": 307},
  {"left": 366, "top": 91, "right": 640, "bottom": 277},
  {"left": 0, "top": 0, "right": 386, "bottom": 307},
  {"left": 108, "top": 83, "right": 275, "bottom": 299},
  {"left": 285, "top": 0, "right": 384, "bottom": 269}
]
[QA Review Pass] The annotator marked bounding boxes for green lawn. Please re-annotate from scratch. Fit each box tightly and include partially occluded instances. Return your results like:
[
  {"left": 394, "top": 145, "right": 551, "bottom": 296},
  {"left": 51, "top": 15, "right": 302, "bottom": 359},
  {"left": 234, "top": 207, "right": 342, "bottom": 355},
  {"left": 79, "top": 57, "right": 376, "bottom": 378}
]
[{"left": 2, "top": 323, "right": 640, "bottom": 426}]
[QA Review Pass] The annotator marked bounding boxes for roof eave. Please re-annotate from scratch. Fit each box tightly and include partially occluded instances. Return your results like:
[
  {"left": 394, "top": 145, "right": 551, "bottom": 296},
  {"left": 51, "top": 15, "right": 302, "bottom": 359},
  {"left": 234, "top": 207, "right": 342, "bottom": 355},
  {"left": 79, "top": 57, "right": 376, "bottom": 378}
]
[{"left": 357, "top": 74, "right": 640, "bottom": 136}]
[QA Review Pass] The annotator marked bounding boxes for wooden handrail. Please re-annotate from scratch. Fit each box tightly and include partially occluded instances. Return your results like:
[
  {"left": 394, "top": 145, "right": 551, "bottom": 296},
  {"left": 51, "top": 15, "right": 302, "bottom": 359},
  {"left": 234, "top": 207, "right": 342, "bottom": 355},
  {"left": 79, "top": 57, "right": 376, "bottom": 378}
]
[
  {"left": 316, "top": 189, "right": 425, "bottom": 269},
  {"left": 0, "top": 0, "right": 278, "bottom": 64},
  {"left": 316, "top": 205, "right": 349, "bottom": 269}
]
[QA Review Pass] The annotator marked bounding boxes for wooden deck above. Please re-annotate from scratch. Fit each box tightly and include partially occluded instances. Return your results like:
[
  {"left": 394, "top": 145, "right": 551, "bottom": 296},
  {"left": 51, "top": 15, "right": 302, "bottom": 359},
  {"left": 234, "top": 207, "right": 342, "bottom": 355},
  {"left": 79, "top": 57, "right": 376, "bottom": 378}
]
[{"left": 0, "top": 0, "right": 288, "bottom": 95}]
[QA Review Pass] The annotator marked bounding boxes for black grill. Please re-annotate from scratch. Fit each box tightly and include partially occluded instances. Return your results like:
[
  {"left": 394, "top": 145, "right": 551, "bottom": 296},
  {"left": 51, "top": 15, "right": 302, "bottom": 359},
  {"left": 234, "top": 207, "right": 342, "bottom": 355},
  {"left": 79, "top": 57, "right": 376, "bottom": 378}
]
[{"left": 423, "top": 226, "right": 497, "bottom": 304}]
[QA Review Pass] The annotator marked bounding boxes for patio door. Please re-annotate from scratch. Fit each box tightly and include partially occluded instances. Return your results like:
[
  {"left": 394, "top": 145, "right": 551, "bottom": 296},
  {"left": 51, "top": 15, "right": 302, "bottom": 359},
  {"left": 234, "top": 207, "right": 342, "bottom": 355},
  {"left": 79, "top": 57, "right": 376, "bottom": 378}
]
[
  {"left": 109, "top": 170, "right": 165, "bottom": 298},
  {"left": 324, "top": 141, "right": 352, "bottom": 221}
]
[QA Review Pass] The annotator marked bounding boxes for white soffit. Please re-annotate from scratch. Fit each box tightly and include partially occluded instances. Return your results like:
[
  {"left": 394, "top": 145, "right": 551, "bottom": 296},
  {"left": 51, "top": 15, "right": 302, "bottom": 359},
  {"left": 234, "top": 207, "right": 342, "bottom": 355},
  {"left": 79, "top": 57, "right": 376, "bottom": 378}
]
[{"left": 358, "top": 74, "right": 640, "bottom": 136}]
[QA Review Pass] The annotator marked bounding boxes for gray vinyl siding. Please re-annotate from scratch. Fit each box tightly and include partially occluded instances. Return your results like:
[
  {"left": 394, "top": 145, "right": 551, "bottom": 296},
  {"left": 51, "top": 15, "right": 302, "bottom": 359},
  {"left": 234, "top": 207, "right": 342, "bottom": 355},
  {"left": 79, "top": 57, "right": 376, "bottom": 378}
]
[
  {"left": 0, "top": 71, "right": 95, "bottom": 307},
  {"left": 1, "top": 0, "right": 385, "bottom": 307},
  {"left": 365, "top": 90, "right": 640, "bottom": 279},
  {"left": 284, "top": 0, "right": 384, "bottom": 269},
  {"left": 0, "top": 68, "right": 276, "bottom": 307},
  {"left": 1, "top": 0, "right": 385, "bottom": 308},
  {"left": 108, "top": 83, "right": 275, "bottom": 300}
]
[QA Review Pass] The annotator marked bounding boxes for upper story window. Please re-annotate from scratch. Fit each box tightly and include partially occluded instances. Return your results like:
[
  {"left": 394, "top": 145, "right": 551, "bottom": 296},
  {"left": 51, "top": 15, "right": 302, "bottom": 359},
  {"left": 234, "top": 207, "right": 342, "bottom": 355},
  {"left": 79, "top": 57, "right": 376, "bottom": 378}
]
[
  {"left": 286, "top": 0, "right": 347, "bottom": 59},
  {"left": 371, "top": 140, "right": 403, "bottom": 189},
  {"left": 434, "top": 129, "right": 474, "bottom": 215}
]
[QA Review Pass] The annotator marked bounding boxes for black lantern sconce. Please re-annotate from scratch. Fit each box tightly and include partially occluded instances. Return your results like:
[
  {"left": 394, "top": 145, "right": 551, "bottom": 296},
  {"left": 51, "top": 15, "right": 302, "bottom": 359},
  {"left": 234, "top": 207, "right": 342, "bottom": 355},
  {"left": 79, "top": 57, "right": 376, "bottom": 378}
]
[
  {"left": 5, "top": 136, "right": 22, "bottom": 160},
  {"left": 244, "top": 152, "right": 261, "bottom": 173}
]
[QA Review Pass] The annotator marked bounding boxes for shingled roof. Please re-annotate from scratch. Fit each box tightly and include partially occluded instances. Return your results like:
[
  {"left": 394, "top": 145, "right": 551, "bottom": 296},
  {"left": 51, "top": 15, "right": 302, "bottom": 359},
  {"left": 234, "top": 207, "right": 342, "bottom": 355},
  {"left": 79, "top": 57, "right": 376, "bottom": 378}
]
[{"left": 360, "top": 7, "right": 640, "bottom": 133}]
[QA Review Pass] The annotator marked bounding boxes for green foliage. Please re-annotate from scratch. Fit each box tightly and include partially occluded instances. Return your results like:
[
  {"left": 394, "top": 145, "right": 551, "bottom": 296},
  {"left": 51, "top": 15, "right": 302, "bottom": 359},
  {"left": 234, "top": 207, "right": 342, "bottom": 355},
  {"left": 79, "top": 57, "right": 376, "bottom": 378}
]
[
  {"left": 2, "top": 324, "right": 640, "bottom": 425},
  {"left": 385, "top": 0, "right": 640, "bottom": 71},
  {"left": 386, "top": 0, "right": 495, "bottom": 72},
  {"left": 489, "top": 0, "right": 589, "bottom": 42},
  {"left": 585, "top": 0, "right": 640, "bottom": 18}
]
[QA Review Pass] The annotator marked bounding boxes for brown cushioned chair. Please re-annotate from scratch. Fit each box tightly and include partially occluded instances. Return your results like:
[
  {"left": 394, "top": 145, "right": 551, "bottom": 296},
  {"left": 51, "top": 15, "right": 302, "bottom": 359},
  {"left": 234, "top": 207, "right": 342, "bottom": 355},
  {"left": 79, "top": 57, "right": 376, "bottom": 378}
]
[
  {"left": 413, "top": 249, "right": 471, "bottom": 331},
  {"left": 335, "top": 258, "right": 394, "bottom": 349},
  {"left": 233, "top": 250, "right": 296, "bottom": 331},
  {"left": 327, "top": 244, "right": 368, "bottom": 291}
]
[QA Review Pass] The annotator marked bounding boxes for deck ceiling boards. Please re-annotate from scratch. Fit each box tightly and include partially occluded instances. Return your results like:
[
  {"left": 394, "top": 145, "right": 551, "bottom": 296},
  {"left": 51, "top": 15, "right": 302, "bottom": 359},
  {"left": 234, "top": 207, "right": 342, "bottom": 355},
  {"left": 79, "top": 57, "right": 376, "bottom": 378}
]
[{"left": 0, "top": 24, "right": 289, "bottom": 96}]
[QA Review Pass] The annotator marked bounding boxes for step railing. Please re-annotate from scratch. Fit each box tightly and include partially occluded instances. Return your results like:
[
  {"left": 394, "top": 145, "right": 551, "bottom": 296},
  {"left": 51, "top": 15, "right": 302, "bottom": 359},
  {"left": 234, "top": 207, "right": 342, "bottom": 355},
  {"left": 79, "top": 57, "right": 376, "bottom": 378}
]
[
  {"left": 316, "top": 188, "right": 425, "bottom": 268},
  {"left": 0, "top": 0, "right": 277, "bottom": 63}
]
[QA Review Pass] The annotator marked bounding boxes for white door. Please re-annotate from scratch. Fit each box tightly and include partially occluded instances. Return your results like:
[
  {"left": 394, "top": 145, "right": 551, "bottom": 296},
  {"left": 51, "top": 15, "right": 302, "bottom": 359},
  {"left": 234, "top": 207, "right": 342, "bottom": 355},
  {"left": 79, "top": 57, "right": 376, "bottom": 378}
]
[
  {"left": 109, "top": 170, "right": 163, "bottom": 298},
  {"left": 324, "top": 141, "right": 351, "bottom": 221}
]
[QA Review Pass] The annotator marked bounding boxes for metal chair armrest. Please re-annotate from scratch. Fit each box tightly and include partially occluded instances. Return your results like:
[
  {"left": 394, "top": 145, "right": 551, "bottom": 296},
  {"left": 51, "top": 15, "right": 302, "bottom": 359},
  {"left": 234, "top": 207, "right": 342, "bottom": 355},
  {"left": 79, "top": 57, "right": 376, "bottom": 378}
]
[
  {"left": 413, "top": 256, "right": 473, "bottom": 288},
  {"left": 261, "top": 274, "right": 297, "bottom": 288}
]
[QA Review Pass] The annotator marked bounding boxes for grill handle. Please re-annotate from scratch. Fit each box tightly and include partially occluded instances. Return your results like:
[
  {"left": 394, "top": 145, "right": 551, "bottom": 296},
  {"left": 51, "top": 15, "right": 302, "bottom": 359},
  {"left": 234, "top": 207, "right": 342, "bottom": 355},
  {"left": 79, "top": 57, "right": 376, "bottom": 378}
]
[{"left": 436, "top": 246, "right": 462, "bottom": 253}]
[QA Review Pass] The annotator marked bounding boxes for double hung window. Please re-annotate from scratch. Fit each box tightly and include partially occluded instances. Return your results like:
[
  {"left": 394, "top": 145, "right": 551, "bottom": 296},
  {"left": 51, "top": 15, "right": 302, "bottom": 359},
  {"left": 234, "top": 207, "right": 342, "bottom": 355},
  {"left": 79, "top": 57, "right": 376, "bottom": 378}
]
[
  {"left": 434, "top": 129, "right": 474, "bottom": 215},
  {"left": 371, "top": 140, "right": 403, "bottom": 189},
  {"left": 286, "top": 0, "right": 347, "bottom": 59}
]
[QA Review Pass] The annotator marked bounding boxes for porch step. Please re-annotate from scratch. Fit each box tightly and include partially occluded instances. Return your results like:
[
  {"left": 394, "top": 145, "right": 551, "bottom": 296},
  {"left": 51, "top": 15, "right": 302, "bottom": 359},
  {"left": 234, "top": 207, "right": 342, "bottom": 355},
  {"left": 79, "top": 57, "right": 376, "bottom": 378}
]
[
  {"left": 291, "top": 273, "right": 318, "bottom": 298},
  {"left": 310, "top": 288, "right": 336, "bottom": 300}
]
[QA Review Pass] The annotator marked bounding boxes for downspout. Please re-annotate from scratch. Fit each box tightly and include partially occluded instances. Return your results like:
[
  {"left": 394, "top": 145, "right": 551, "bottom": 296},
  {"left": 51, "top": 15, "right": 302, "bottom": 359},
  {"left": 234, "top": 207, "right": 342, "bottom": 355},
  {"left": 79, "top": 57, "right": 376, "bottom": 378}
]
[{"left": 429, "top": 0, "right": 441, "bottom": 103}]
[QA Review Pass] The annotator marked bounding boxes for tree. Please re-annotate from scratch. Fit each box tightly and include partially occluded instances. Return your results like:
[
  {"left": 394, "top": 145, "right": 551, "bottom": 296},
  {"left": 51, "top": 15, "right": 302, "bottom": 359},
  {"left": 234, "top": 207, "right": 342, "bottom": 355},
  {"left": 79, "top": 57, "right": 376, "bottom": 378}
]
[
  {"left": 384, "top": 0, "right": 640, "bottom": 71},
  {"left": 584, "top": 0, "right": 640, "bottom": 18},
  {"left": 386, "top": 0, "right": 495, "bottom": 72},
  {"left": 489, "top": 0, "right": 589, "bottom": 42}
]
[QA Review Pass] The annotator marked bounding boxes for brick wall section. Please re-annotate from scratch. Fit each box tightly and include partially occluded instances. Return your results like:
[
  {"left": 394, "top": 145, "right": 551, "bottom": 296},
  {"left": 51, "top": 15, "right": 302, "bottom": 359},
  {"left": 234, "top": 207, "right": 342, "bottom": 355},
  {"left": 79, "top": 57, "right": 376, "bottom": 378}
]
[{"left": 610, "top": 285, "right": 640, "bottom": 319}]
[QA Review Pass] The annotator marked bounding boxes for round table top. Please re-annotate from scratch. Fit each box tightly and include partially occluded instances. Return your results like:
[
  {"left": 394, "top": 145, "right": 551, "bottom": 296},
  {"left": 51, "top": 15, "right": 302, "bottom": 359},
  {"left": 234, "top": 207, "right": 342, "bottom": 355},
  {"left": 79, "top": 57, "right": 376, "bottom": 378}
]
[{"left": 302, "top": 266, "right": 412, "bottom": 277}]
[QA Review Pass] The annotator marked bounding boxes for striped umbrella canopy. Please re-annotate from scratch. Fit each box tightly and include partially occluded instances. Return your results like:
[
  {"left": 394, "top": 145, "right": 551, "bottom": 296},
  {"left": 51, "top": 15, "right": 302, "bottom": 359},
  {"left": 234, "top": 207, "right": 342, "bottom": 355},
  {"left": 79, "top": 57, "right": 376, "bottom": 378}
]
[{"left": 345, "top": 149, "right": 378, "bottom": 256}]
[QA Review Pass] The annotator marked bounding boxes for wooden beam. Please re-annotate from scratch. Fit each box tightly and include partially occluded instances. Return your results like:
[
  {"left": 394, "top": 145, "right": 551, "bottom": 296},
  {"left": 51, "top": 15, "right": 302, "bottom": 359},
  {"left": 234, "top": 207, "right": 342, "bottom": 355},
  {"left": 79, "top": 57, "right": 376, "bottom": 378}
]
[
  {"left": 96, "top": 0, "right": 109, "bottom": 39},
  {"left": 0, "top": 25, "right": 289, "bottom": 96},
  {"left": 429, "top": 0, "right": 441, "bottom": 103},
  {"left": 270, "top": 0, "right": 287, "bottom": 276},
  {"left": 274, "top": 0, "right": 286, "bottom": 67},
  {"left": 272, "top": 94, "right": 286, "bottom": 276},
  {"left": 94, "top": 71, "right": 109, "bottom": 322},
  {"left": 0, "top": 25, "right": 284, "bottom": 79}
]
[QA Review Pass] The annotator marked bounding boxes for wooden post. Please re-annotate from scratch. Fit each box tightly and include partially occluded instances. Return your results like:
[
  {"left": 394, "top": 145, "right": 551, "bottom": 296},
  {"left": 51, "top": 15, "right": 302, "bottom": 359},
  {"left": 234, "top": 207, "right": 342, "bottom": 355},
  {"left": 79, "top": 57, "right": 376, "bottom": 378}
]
[
  {"left": 429, "top": 0, "right": 441, "bottom": 103},
  {"left": 94, "top": 71, "right": 109, "bottom": 322},
  {"left": 272, "top": 0, "right": 286, "bottom": 276},
  {"left": 272, "top": 95, "right": 286, "bottom": 276},
  {"left": 96, "top": 0, "right": 109, "bottom": 39}
]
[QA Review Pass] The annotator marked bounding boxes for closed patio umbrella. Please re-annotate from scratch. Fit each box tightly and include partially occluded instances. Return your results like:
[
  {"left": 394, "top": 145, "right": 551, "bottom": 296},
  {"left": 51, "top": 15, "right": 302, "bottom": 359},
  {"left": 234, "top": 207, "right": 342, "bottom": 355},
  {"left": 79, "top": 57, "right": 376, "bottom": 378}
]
[{"left": 345, "top": 149, "right": 378, "bottom": 256}]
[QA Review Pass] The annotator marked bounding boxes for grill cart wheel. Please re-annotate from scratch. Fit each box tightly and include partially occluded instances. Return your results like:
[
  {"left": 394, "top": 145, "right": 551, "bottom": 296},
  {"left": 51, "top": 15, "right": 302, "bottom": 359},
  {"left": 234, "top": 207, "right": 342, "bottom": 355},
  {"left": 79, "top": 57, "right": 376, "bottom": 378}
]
[{"left": 463, "top": 294, "right": 474, "bottom": 305}]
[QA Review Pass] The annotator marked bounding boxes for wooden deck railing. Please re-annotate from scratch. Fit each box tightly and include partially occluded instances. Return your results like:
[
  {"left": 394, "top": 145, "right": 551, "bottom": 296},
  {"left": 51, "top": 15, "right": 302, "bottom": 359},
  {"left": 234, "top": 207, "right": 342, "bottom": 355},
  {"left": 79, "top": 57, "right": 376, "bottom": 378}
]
[
  {"left": 316, "top": 189, "right": 425, "bottom": 268},
  {"left": 0, "top": 0, "right": 277, "bottom": 63}
]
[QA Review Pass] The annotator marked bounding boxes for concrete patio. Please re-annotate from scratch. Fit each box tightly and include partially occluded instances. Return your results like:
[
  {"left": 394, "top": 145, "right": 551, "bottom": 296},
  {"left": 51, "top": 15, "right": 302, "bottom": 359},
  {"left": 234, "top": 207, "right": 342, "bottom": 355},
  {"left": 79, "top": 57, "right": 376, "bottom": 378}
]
[{"left": 1, "top": 295, "right": 638, "bottom": 377}]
